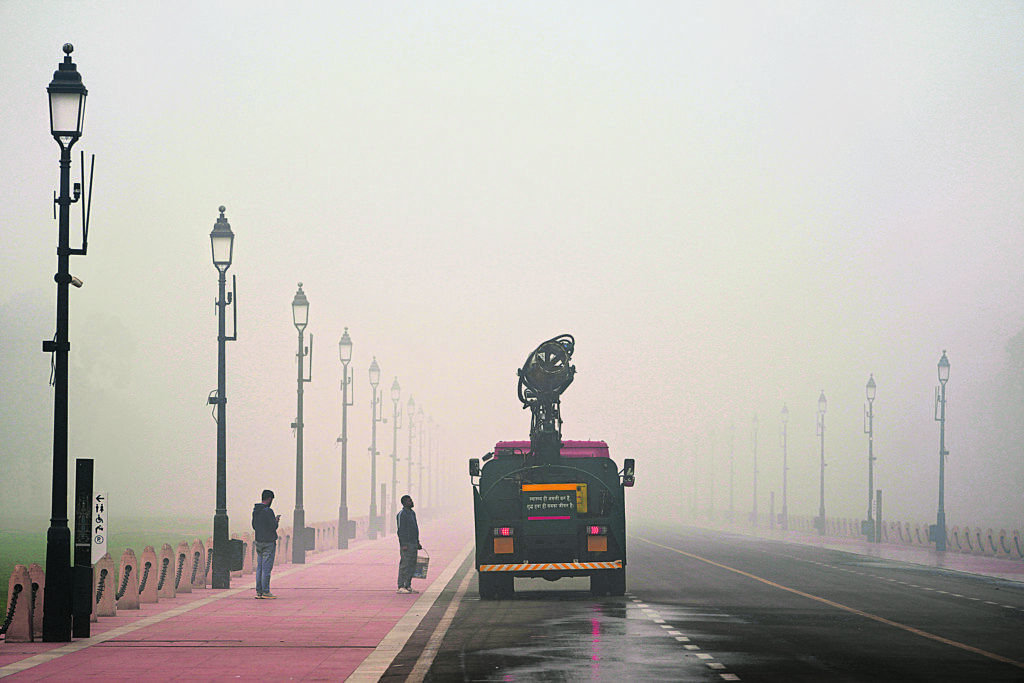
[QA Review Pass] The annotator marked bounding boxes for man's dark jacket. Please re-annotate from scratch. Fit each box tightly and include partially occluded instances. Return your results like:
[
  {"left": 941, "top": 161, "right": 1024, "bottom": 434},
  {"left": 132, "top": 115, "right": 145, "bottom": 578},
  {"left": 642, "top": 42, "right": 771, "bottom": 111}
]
[
  {"left": 252, "top": 502, "right": 279, "bottom": 542},
  {"left": 396, "top": 507, "right": 419, "bottom": 547}
]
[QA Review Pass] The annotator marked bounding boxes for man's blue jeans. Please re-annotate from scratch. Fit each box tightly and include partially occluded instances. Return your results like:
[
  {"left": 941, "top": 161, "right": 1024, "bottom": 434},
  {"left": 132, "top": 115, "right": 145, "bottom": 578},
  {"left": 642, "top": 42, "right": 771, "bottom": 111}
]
[{"left": 255, "top": 540, "right": 276, "bottom": 594}]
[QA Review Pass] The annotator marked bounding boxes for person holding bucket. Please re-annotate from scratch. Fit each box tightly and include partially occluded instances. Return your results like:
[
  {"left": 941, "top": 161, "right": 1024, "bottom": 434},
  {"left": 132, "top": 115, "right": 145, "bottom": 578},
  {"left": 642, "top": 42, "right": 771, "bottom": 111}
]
[{"left": 396, "top": 494, "right": 422, "bottom": 594}]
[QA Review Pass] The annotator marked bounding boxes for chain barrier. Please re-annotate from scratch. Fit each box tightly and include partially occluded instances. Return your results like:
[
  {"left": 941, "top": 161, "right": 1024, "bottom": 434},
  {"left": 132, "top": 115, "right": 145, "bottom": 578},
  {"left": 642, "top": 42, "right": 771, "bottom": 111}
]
[
  {"left": 191, "top": 552, "right": 200, "bottom": 584},
  {"left": 174, "top": 553, "right": 185, "bottom": 590},
  {"left": 205, "top": 548, "right": 214, "bottom": 580},
  {"left": 137, "top": 561, "right": 152, "bottom": 595},
  {"left": 31, "top": 582, "right": 39, "bottom": 620},
  {"left": 95, "top": 567, "right": 108, "bottom": 604},
  {"left": 0, "top": 584, "right": 21, "bottom": 635},
  {"left": 115, "top": 564, "right": 133, "bottom": 601},
  {"left": 156, "top": 557, "right": 169, "bottom": 591}
]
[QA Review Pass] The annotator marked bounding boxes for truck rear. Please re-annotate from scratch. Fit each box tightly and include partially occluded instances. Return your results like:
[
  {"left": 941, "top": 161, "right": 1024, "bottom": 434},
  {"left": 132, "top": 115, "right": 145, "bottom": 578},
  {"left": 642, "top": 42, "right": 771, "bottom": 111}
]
[{"left": 468, "top": 335, "right": 635, "bottom": 599}]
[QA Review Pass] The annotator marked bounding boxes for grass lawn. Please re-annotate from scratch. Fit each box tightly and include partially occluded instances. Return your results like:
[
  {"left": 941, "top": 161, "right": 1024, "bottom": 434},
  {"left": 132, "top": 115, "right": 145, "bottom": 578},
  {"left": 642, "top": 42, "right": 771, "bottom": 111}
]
[{"left": 1, "top": 521, "right": 214, "bottom": 587}]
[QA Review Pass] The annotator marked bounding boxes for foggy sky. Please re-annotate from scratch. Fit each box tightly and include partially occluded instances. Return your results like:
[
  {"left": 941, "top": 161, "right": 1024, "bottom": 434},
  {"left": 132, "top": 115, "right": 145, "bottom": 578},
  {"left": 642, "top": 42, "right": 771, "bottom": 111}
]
[{"left": 2, "top": 2, "right": 1023, "bottom": 535}]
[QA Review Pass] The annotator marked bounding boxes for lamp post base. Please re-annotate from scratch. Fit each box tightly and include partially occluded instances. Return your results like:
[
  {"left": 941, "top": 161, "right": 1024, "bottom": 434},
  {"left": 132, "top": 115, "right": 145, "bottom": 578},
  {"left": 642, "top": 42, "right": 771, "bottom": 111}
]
[
  {"left": 42, "top": 524, "right": 72, "bottom": 642},
  {"left": 293, "top": 508, "right": 306, "bottom": 564},
  {"left": 338, "top": 505, "right": 349, "bottom": 549},
  {"left": 212, "top": 512, "right": 230, "bottom": 589}
]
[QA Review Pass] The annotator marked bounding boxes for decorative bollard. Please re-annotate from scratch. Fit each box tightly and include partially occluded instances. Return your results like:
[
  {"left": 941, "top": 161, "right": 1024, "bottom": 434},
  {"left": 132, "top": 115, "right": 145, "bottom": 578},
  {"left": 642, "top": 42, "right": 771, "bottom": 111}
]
[
  {"left": 157, "top": 544, "right": 175, "bottom": 599},
  {"left": 241, "top": 533, "right": 254, "bottom": 575},
  {"left": 116, "top": 548, "right": 140, "bottom": 610},
  {"left": 175, "top": 542, "right": 192, "bottom": 593},
  {"left": 139, "top": 546, "right": 159, "bottom": 603},
  {"left": 3, "top": 565, "right": 33, "bottom": 643},
  {"left": 190, "top": 539, "right": 207, "bottom": 589},
  {"left": 95, "top": 553, "right": 117, "bottom": 617},
  {"left": 28, "top": 563, "right": 44, "bottom": 639}
]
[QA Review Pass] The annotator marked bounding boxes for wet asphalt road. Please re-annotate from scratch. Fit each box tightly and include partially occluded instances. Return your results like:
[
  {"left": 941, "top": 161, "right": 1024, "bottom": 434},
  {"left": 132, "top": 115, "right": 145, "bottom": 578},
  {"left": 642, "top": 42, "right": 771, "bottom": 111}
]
[{"left": 385, "top": 524, "right": 1024, "bottom": 682}]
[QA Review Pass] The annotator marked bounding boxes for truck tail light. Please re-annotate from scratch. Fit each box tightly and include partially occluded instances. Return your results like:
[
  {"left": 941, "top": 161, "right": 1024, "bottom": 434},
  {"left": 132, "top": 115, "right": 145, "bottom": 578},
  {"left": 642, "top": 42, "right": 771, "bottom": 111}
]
[
  {"left": 586, "top": 526, "right": 608, "bottom": 536},
  {"left": 493, "top": 527, "right": 514, "bottom": 537}
]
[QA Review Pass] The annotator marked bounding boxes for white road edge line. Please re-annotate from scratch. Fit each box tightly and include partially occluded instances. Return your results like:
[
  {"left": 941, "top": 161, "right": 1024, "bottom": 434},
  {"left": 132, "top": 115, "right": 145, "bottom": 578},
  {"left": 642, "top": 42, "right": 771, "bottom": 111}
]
[{"left": 346, "top": 541, "right": 474, "bottom": 682}]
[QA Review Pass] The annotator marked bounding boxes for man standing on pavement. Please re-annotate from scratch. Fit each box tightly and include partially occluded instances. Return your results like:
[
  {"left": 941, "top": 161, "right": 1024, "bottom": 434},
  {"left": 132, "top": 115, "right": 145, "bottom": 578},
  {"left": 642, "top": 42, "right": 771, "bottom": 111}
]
[
  {"left": 252, "top": 489, "right": 280, "bottom": 599},
  {"left": 396, "top": 494, "right": 421, "bottom": 594}
]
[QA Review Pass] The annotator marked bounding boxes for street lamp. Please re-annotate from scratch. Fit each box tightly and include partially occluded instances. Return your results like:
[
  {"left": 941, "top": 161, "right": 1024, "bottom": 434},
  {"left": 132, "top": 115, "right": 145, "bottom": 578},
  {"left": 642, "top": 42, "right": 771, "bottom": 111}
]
[
  {"left": 368, "top": 357, "right": 383, "bottom": 539},
  {"left": 43, "top": 44, "right": 88, "bottom": 643},
  {"left": 728, "top": 421, "right": 735, "bottom": 523},
  {"left": 864, "top": 374, "right": 877, "bottom": 542},
  {"left": 406, "top": 396, "right": 416, "bottom": 499},
  {"left": 337, "top": 328, "right": 353, "bottom": 549},
  {"left": 417, "top": 406, "right": 425, "bottom": 503},
  {"left": 816, "top": 391, "right": 827, "bottom": 535},
  {"left": 389, "top": 378, "right": 403, "bottom": 532},
  {"left": 933, "top": 351, "right": 950, "bottom": 551},
  {"left": 780, "top": 404, "right": 789, "bottom": 531},
  {"left": 751, "top": 414, "right": 759, "bottom": 527},
  {"left": 291, "top": 284, "right": 312, "bottom": 563},
  {"left": 209, "top": 207, "right": 236, "bottom": 589}
]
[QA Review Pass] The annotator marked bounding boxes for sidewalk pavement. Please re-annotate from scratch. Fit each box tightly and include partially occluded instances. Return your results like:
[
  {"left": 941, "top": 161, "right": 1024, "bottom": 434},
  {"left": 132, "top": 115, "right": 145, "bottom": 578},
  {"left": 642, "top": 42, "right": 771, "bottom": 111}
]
[
  {"left": 0, "top": 508, "right": 474, "bottom": 682},
  {"left": 740, "top": 525, "right": 1024, "bottom": 584}
]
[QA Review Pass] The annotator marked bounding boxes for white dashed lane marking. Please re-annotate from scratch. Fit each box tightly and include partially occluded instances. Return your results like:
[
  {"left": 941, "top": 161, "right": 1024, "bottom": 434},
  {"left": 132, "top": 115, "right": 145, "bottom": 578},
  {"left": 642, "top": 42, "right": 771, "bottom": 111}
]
[{"left": 629, "top": 593, "right": 740, "bottom": 680}]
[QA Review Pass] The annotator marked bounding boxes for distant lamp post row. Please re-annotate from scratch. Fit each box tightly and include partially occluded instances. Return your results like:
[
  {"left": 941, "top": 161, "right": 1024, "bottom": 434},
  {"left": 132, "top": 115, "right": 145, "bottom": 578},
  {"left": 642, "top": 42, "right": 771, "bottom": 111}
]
[
  {"left": 209, "top": 207, "right": 236, "bottom": 589},
  {"left": 815, "top": 390, "right": 827, "bottom": 535},
  {"left": 43, "top": 43, "right": 88, "bottom": 643},
  {"left": 291, "top": 284, "right": 312, "bottom": 564},
  {"left": 932, "top": 351, "right": 950, "bottom": 551},
  {"left": 337, "top": 328, "right": 353, "bottom": 549}
]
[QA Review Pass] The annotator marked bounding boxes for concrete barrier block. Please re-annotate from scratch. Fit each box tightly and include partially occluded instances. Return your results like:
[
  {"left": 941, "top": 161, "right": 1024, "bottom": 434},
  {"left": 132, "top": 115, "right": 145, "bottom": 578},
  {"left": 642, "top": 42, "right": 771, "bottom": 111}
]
[
  {"left": 27, "top": 563, "right": 44, "bottom": 638},
  {"left": 157, "top": 543, "right": 175, "bottom": 599},
  {"left": 974, "top": 528, "right": 991, "bottom": 557},
  {"left": 4, "top": 565, "right": 33, "bottom": 643},
  {"left": 190, "top": 540, "right": 207, "bottom": 589},
  {"left": 95, "top": 553, "right": 117, "bottom": 617},
  {"left": 139, "top": 546, "right": 159, "bottom": 603},
  {"left": 117, "top": 548, "right": 140, "bottom": 610},
  {"left": 174, "top": 541, "right": 192, "bottom": 593},
  {"left": 996, "top": 529, "right": 1012, "bottom": 558}
]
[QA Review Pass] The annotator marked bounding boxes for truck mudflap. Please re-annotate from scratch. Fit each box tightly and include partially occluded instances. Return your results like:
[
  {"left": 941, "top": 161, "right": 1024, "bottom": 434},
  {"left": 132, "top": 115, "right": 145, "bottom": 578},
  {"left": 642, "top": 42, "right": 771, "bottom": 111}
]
[{"left": 479, "top": 560, "right": 623, "bottom": 572}]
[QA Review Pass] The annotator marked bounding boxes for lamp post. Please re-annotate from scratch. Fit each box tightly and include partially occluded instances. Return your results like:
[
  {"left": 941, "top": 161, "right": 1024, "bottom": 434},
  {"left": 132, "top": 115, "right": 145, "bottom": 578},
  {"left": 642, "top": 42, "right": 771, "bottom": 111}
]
[
  {"left": 406, "top": 396, "right": 415, "bottom": 499},
  {"left": 368, "top": 357, "right": 383, "bottom": 539},
  {"left": 933, "top": 351, "right": 950, "bottom": 551},
  {"left": 751, "top": 414, "right": 759, "bottom": 527},
  {"left": 728, "top": 420, "right": 735, "bottom": 523},
  {"left": 209, "top": 207, "right": 236, "bottom": 588},
  {"left": 389, "top": 378, "right": 403, "bottom": 532},
  {"left": 780, "top": 404, "right": 789, "bottom": 531},
  {"left": 291, "top": 284, "right": 312, "bottom": 564},
  {"left": 816, "top": 391, "right": 827, "bottom": 535},
  {"left": 417, "top": 407, "right": 425, "bottom": 502},
  {"left": 42, "top": 44, "right": 88, "bottom": 643},
  {"left": 864, "top": 374, "right": 877, "bottom": 542},
  {"left": 337, "top": 328, "right": 353, "bottom": 549}
]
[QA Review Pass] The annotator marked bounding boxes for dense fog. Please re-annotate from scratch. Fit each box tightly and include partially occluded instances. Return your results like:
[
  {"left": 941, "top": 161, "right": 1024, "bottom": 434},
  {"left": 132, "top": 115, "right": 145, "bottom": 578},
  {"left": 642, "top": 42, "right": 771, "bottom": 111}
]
[{"left": 2, "top": 3, "right": 1022, "bottom": 543}]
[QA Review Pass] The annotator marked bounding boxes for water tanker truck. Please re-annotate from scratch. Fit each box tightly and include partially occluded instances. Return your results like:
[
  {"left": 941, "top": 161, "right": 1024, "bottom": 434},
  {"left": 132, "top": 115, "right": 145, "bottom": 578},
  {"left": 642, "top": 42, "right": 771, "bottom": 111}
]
[{"left": 469, "top": 335, "right": 635, "bottom": 599}]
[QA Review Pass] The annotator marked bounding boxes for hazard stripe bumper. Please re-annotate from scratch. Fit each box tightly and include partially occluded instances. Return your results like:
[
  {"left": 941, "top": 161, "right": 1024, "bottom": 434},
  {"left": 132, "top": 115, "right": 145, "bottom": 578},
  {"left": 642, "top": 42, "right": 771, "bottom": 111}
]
[{"left": 479, "top": 560, "right": 623, "bottom": 572}]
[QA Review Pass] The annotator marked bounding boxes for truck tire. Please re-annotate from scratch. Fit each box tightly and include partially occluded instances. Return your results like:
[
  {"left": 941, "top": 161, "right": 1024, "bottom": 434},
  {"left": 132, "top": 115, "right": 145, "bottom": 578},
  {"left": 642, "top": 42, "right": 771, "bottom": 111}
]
[
  {"left": 608, "top": 568, "right": 626, "bottom": 596},
  {"left": 478, "top": 572, "right": 498, "bottom": 600},
  {"left": 497, "top": 573, "right": 515, "bottom": 599},
  {"left": 590, "top": 572, "right": 609, "bottom": 596}
]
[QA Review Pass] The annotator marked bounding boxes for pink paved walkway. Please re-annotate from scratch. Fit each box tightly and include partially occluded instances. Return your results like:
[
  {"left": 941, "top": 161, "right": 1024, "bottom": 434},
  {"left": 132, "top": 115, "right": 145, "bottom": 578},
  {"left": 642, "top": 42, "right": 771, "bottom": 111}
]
[{"left": 0, "top": 509, "right": 473, "bottom": 682}]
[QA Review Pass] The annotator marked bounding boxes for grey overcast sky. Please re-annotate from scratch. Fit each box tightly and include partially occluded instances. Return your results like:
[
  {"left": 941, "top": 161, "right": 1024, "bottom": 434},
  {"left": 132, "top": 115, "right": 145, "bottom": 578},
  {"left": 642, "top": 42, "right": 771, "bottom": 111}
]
[{"left": 2, "top": 1, "right": 1023, "bottom": 532}]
